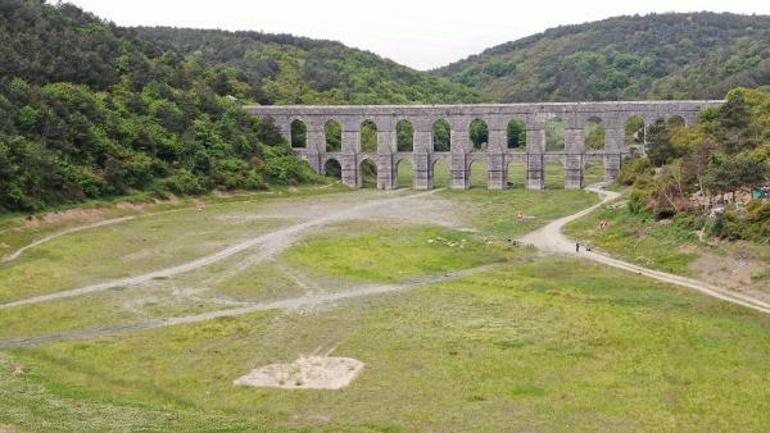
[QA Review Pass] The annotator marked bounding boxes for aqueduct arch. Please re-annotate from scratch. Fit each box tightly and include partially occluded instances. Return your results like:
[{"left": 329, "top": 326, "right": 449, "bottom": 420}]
[{"left": 247, "top": 100, "right": 722, "bottom": 190}]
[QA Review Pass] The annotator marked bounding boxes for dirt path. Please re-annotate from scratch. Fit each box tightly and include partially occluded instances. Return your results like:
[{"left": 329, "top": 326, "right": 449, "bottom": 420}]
[
  {"left": 520, "top": 184, "right": 770, "bottom": 314},
  {"left": 0, "top": 263, "right": 498, "bottom": 349},
  {"left": 0, "top": 190, "right": 440, "bottom": 310}
]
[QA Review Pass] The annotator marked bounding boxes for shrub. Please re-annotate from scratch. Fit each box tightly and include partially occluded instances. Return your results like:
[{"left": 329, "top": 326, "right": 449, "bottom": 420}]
[
  {"left": 264, "top": 157, "right": 317, "bottom": 185},
  {"left": 162, "top": 169, "right": 205, "bottom": 195}
]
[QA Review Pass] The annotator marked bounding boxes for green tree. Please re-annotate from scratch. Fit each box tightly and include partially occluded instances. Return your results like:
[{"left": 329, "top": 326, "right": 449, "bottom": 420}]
[{"left": 646, "top": 119, "right": 677, "bottom": 167}]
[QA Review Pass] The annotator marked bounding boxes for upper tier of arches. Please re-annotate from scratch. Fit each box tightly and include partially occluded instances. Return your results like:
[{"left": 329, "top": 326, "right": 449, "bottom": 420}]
[{"left": 257, "top": 100, "right": 721, "bottom": 155}]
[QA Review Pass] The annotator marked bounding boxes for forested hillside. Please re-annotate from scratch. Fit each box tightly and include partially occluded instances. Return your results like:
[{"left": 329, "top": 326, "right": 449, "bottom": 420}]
[
  {"left": 437, "top": 13, "right": 770, "bottom": 102},
  {"left": 134, "top": 27, "right": 478, "bottom": 105}
]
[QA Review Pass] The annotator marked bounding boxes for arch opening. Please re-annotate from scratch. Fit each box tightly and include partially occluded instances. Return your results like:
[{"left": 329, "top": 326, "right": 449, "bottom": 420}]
[
  {"left": 545, "top": 118, "right": 565, "bottom": 151},
  {"left": 432, "top": 158, "right": 450, "bottom": 188},
  {"left": 468, "top": 159, "right": 489, "bottom": 189},
  {"left": 506, "top": 159, "right": 526, "bottom": 189},
  {"left": 507, "top": 119, "right": 527, "bottom": 150},
  {"left": 433, "top": 119, "right": 451, "bottom": 152},
  {"left": 324, "top": 119, "right": 341, "bottom": 152},
  {"left": 290, "top": 119, "right": 307, "bottom": 148},
  {"left": 545, "top": 158, "right": 565, "bottom": 189},
  {"left": 667, "top": 115, "right": 686, "bottom": 130},
  {"left": 323, "top": 158, "right": 341, "bottom": 179},
  {"left": 583, "top": 157, "right": 604, "bottom": 185},
  {"left": 469, "top": 119, "right": 489, "bottom": 152},
  {"left": 360, "top": 159, "right": 378, "bottom": 188},
  {"left": 625, "top": 115, "right": 645, "bottom": 150},
  {"left": 584, "top": 117, "right": 606, "bottom": 150},
  {"left": 396, "top": 159, "right": 414, "bottom": 189},
  {"left": 360, "top": 120, "right": 378, "bottom": 153},
  {"left": 396, "top": 119, "right": 414, "bottom": 152}
]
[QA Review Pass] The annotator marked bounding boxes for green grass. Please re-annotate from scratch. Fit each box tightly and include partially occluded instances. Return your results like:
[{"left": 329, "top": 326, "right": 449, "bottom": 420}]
[
  {"left": 440, "top": 188, "right": 599, "bottom": 238},
  {"left": 583, "top": 159, "right": 605, "bottom": 185},
  {"left": 0, "top": 214, "right": 289, "bottom": 303},
  {"left": 3, "top": 258, "right": 770, "bottom": 432},
  {"left": 282, "top": 221, "right": 522, "bottom": 283},
  {"left": 564, "top": 202, "right": 701, "bottom": 274},
  {"left": 395, "top": 160, "right": 605, "bottom": 190}
]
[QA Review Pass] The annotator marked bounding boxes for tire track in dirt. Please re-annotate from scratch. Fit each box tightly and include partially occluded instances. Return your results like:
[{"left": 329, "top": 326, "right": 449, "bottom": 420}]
[
  {"left": 0, "top": 263, "right": 498, "bottom": 349},
  {"left": 0, "top": 190, "right": 440, "bottom": 310}
]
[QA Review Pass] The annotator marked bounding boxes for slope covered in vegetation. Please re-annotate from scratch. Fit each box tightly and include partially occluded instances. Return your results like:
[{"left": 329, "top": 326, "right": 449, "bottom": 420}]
[
  {"left": 0, "top": 0, "right": 320, "bottom": 213},
  {"left": 437, "top": 13, "right": 770, "bottom": 101},
  {"left": 135, "top": 27, "right": 479, "bottom": 105},
  {"left": 618, "top": 87, "right": 770, "bottom": 242}
]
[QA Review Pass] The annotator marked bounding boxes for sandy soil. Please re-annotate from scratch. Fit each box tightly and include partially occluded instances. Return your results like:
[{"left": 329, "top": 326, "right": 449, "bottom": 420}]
[{"left": 234, "top": 356, "right": 364, "bottom": 390}]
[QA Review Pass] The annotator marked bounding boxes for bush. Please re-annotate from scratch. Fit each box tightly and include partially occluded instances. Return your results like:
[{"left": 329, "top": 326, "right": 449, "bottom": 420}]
[
  {"left": 162, "top": 169, "right": 205, "bottom": 195},
  {"left": 617, "top": 156, "right": 650, "bottom": 186},
  {"left": 264, "top": 157, "right": 317, "bottom": 185}
]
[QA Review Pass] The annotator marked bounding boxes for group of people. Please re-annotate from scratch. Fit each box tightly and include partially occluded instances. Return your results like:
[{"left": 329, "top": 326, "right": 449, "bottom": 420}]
[{"left": 599, "top": 220, "right": 610, "bottom": 230}]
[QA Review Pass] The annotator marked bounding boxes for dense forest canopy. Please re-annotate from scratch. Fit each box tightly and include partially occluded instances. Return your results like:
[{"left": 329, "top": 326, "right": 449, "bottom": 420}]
[
  {"left": 436, "top": 12, "right": 770, "bottom": 102},
  {"left": 0, "top": 0, "right": 323, "bottom": 212},
  {"left": 134, "top": 27, "right": 479, "bottom": 105}
]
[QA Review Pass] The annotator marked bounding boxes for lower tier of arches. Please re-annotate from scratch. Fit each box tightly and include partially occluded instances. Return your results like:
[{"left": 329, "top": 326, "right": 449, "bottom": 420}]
[{"left": 305, "top": 151, "right": 623, "bottom": 190}]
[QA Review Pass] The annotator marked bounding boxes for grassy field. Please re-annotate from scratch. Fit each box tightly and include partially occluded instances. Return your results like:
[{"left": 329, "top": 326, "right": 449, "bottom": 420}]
[
  {"left": 3, "top": 258, "right": 769, "bottom": 432},
  {"left": 1, "top": 183, "right": 770, "bottom": 432}
]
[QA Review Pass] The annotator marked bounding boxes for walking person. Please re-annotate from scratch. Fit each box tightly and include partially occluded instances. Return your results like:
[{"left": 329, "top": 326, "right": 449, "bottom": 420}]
[{"left": 576, "top": 242, "right": 580, "bottom": 253}]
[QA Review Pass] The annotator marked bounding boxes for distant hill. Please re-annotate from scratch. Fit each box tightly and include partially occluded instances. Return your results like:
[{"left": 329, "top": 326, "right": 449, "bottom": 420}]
[
  {"left": 134, "top": 27, "right": 479, "bottom": 105},
  {"left": 435, "top": 12, "right": 770, "bottom": 102}
]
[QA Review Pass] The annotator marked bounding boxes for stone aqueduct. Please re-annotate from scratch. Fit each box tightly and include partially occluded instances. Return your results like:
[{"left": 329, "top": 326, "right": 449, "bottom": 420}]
[{"left": 245, "top": 101, "right": 722, "bottom": 190}]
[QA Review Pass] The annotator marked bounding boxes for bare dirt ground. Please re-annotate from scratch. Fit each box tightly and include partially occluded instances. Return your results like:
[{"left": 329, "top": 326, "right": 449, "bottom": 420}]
[
  {"left": 0, "top": 263, "right": 499, "bottom": 349},
  {"left": 520, "top": 184, "right": 770, "bottom": 314},
  {"left": 0, "top": 189, "right": 465, "bottom": 310},
  {"left": 689, "top": 250, "right": 770, "bottom": 305},
  {"left": 234, "top": 356, "right": 365, "bottom": 390}
]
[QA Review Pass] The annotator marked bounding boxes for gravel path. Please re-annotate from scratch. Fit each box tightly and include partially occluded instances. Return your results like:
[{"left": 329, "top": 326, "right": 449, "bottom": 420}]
[{"left": 520, "top": 184, "right": 770, "bottom": 314}]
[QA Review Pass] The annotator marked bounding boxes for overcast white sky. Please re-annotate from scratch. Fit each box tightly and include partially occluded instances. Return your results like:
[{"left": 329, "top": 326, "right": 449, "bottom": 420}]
[{"left": 60, "top": 0, "right": 770, "bottom": 70}]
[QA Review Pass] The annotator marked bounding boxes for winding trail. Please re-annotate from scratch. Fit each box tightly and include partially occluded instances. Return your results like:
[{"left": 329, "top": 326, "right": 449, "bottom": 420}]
[
  {"left": 0, "top": 190, "right": 439, "bottom": 310},
  {"left": 520, "top": 184, "right": 770, "bottom": 314}
]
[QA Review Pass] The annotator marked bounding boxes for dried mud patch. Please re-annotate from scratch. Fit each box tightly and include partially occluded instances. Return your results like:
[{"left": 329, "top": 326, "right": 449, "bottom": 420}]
[
  {"left": 234, "top": 356, "right": 364, "bottom": 390},
  {"left": 23, "top": 207, "right": 110, "bottom": 228},
  {"left": 689, "top": 251, "right": 770, "bottom": 304}
]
